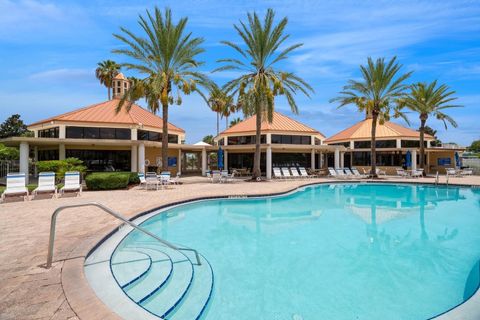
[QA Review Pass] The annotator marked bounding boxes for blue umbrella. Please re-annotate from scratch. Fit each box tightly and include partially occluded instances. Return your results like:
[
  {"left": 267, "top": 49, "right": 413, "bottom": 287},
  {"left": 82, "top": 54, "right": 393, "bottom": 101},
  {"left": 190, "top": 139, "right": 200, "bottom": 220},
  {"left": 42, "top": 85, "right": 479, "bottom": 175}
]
[
  {"left": 455, "top": 152, "right": 460, "bottom": 168},
  {"left": 405, "top": 151, "right": 412, "bottom": 168},
  {"left": 217, "top": 147, "right": 224, "bottom": 170}
]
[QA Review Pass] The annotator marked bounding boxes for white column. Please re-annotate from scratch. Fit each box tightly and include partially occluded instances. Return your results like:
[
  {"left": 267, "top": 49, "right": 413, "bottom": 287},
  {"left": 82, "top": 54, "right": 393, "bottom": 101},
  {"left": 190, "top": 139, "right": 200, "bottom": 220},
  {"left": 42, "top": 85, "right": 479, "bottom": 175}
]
[
  {"left": 34, "top": 130, "right": 38, "bottom": 138},
  {"left": 396, "top": 139, "right": 401, "bottom": 149},
  {"left": 178, "top": 149, "right": 182, "bottom": 174},
  {"left": 334, "top": 148, "right": 340, "bottom": 169},
  {"left": 131, "top": 128, "right": 138, "bottom": 141},
  {"left": 19, "top": 142, "right": 29, "bottom": 184},
  {"left": 59, "top": 144, "right": 66, "bottom": 160},
  {"left": 224, "top": 151, "right": 228, "bottom": 172},
  {"left": 340, "top": 152, "right": 345, "bottom": 168},
  {"left": 427, "top": 140, "right": 431, "bottom": 148},
  {"left": 59, "top": 125, "right": 66, "bottom": 139},
  {"left": 33, "top": 146, "right": 38, "bottom": 177},
  {"left": 202, "top": 148, "right": 207, "bottom": 176},
  {"left": 311, "top": 149, "right": 315, "bottom": 170},
  {"left": 318, "top": 151, "right": 323, "bottom": 168},
  {"left": 138, "top": 143, "right": 145, "bottom": 173},
  {"left": 350, "top": 140, "right": 354, "bottom": 149},
  {"left": 131, "top": 145, "right": 138, "bottom": 172},
  {"left": 266, "top": 133, "right": 272, "bottom": 144},
  {"left": 266, "top": 146, "right": 272, "bottom": 180},
  {"left": 412, "top": 149, "right": 417, "bottom": 171}
]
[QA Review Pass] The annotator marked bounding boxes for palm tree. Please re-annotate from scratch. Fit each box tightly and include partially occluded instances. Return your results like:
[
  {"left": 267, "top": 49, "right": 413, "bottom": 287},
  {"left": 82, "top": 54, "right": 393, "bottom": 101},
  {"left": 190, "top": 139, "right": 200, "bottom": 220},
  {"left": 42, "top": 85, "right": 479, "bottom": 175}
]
[
  {"left": 112, "top": 7, "right": 209, "bottom": 170},
  {"left": 216, "top": 9, "right": 313, "bottom": 179},
  {"left": 95, "top": 60, "right": 121, "bottom": 100},
  {"left": 229, "top": 117, "right": 242, "bottom": 127},
  {"left": 402, "top": 81, "right": 461, "bottom": 171},
  {"left": 330, "top": 57, "right": 412, "bottom": 177},
  {"left": 221, "top": 98, "right": 238, "bottom": 130},
  {"left": 206, "top": 83, "right": 235, "bottom": 136}
]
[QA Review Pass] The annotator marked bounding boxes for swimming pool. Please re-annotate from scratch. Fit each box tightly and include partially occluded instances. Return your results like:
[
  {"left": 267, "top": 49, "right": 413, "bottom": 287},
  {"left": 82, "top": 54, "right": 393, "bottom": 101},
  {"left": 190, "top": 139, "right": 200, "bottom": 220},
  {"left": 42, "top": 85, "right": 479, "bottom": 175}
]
[{"left": 85, "top": 183, "right": 480, "bottom": 319}]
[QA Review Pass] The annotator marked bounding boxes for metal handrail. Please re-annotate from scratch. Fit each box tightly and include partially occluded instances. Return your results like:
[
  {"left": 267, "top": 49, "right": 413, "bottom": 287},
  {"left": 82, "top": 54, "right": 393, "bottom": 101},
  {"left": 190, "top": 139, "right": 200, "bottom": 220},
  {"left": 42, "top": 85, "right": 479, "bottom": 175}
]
[{"left": 46, "top": 202, "right": 201, "bottom": 268}]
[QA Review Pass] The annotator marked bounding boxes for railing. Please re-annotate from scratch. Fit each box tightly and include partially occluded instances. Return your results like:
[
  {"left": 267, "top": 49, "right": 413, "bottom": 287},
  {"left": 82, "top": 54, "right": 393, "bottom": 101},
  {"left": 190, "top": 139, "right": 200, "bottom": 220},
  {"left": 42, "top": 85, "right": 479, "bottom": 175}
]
[{"left": 46, "top": 202, "right": 201, "bottom": 268}]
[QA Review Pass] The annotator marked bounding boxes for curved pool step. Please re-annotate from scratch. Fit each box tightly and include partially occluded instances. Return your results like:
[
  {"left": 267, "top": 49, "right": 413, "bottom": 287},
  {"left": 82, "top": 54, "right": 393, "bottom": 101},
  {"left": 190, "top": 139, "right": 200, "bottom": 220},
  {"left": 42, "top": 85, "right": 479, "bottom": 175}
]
[
  {"left": 165, "top": 254, "right": 214, "bottom": 320},
  {"left": 111, "top": 250, "right": 152, "bottom": 288}
]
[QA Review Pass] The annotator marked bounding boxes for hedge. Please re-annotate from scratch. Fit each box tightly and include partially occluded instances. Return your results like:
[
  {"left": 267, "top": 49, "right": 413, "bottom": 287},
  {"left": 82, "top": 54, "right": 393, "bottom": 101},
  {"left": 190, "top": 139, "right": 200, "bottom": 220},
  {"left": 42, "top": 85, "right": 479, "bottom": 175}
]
[
  {"left": 36, "top": 158, "right": 86, "bottom": 182},
  {"left": 85, "top": 172, "right": 140, "bottom": 191}
]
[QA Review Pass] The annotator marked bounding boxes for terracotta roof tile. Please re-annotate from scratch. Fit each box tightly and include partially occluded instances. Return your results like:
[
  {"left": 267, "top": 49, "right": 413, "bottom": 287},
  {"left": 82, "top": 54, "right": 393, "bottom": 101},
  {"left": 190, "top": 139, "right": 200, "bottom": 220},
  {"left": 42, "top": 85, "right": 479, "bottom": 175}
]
[
  {"left": 220, "top": 112, "right": 324, "bottom": 137},
  {"left": 28, "top": 99, "right": 184, "bottom": 133},
  {"left": 325, "top": 118, "right": 433, "bottom": 143}
]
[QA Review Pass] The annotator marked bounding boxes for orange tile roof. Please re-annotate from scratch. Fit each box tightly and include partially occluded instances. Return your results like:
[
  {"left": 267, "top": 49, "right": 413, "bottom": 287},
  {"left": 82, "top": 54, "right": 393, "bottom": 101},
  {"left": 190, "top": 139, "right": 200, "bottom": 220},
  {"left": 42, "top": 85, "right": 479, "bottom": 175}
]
[
  {"left": 28, "top": 99, "right": 185, "bottom": 133},
  {"left": 220, "top": 111, "right": 323, "bottom": 136},
  {"left": 325, "top": 118, "right": 433, "bottom": 143},
  {"left": 113, "top": 73, "right": 126, "bottom": 80}
]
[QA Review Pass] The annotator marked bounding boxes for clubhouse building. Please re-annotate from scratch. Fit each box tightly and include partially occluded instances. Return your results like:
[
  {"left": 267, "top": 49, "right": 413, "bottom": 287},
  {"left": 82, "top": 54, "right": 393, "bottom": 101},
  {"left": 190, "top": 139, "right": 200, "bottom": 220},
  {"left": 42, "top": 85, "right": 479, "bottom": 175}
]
[{"left": 0, "top": 75, "right": 463, "bottom": 181}]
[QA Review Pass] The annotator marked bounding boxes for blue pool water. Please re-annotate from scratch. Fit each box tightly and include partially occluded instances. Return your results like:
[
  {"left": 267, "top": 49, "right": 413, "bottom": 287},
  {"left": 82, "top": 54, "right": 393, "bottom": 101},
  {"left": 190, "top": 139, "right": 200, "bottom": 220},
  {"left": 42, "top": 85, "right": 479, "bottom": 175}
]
[{"left": 111, "top": 183, "right": 480, "bottom": 319}]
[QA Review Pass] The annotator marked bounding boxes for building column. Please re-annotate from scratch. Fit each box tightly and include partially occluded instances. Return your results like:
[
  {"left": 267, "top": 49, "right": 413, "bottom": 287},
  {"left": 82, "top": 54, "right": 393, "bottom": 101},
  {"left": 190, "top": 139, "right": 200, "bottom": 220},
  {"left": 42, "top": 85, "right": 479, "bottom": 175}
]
[
  {"left": 224, "top": 151, "right": 228, "bottom": 172},
  {"left": 318, "top": 152, "right": 323, "bottom": 169},
  {"left": 131, "top": 128, "right": 138, "bottom": 141},
  {"left": 59, "top": 144, "right": 66, "bottom": 160},
  {"left": 411, "top": 149, "right": 417, "bottom": 171},
  {"left": 33, "top": 146, "right": 38, "bottom": 177},
  {"left": 19, "top": 142, "right": 29, "bottom": 184},
  {"left": 266, "top": 146, "right": 272, "bottom": 180},
  {"left": 178, "top": 149, "right": 182, "bottom": 175},
  {"left": 340, "top": 152, "right": 345, "bottom": 168},
  {"left": 131, "top": 145, "right": 138, "bottom": 172},
  {"left": 311, "top": 149, "right": 315, "bottom": 170},
  {"left": 396, "top": 139, "right": 402, "bottom": 149},
  {"left": 350, "top": 140, "right": 354, "bottom": 149},
  {"left": 334, "top": 148, "right": 340, "bottom": 169},
  {"left": 59, "top": 125, "right": 66, "bottom": 139},
  {"left": 138, "top": 143, "right": 145, "bottom": 173},
  {"left": 202, "top": 148, "right": 207, "bottom": 176}
]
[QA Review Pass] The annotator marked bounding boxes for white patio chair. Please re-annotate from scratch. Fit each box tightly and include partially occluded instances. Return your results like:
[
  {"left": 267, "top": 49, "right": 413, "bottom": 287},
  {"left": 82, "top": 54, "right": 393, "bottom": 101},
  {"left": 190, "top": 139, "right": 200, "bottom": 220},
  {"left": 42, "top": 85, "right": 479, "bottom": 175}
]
[
  {"left": 1, "top": 172, "right": 29, "bottom": 202},
  {"left": 60, "top": 171, "right": 82, "bottom": 196},
  {"left": 145, "top": 172, "right": 160, "bottom": 190},
  {"left": 33, "top": 172, "right": 57, "bottom": 199},
  {"left": 351, "top": 167, "right": 368, "bottom": 179},
  {"left": 396, "top": 168, "right": 408, "bottom": 178},
  {"left": 335, "top": 168, "right": 350, "bottom": 179},
  {"left": 212, "top": 171, "right": 221, "bottom": 183},
  {"left": 376, "top": 168, "right": 387, "bottom": 176},
  {"left": 273, "top": 167, "right": 283, "bottom": 179},
  {"left": 328, "top": 167, "right": 339, "bottom": 178},
  {"left": 290, "top": 167, "right": 302, "bottom": 179},
  {"left": 344, "top": 168, "right": 358, "bottom": 179},
  {"left": 299, "top": 167, "right": 315, "bottom": 178},
  {"left": 159, "top": 171, "right": 172, "bottom": 187},
  {"left": 138, "top": 173, "right": 147, "bottom": 189},
  {"left": 281, "top": 167, "right": 293, "bottom": 179},
  {"left": 411, "top": 170, "right": 423, "bottom": 178},
  {"left": 461, "top": 168, "right": 473, "bottom": 176}
]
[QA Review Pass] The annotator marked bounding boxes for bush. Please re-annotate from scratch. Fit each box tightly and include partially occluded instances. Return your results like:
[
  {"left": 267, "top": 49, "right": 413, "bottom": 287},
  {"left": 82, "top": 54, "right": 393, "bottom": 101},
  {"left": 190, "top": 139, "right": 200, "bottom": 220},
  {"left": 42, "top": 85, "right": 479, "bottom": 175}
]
[
  {"left": 0, "top": 143, "right": 19, "bottom": 160},
  {"left": 36, "top": 158, "right": 86, "bottom": 182},
  {"left": 85, "top": 172, "right": 139, "bottom": 190}
]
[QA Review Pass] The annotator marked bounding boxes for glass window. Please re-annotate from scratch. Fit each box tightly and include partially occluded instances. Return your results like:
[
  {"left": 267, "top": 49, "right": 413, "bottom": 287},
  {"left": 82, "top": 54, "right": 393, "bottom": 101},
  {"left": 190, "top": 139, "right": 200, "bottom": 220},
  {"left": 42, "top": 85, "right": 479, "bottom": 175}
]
[
  {"left": 66, "top": 127, "right": 84, "bottom": 139},
  {"left": 227, "top": 135, "right": 265, "bottom": 145},
  {"left": 66, "top": 149, "right": 131, "bottom": 172},
  {"left": 149, "top": 131, "right": 160, "bottom": 141},
  {"left": 168, "top": 134, "right": 178, "bottom": 143},
  {"left": 271, "top": 135, "right": 282, "bottom": 144},
  {"left": 401, "top": 140, "right": 427, "bottom": 148},
  {"left": 354, "top": 141, "right": 371, "bottom": 149},
  {"left": 38, "top": 127, "right": 59, "bottom": 138},
  {"left": 38, "top": 149, "right": 59, "bottom": 161},
  {"left": 84, "top": 127, "right": 100, "bottom": 139},
  {"left": 115, "top": 128, "right": 131, "bottom": 140},
  {"left": 375, "top": 140, "right": 396, "bottom": 148},
  {"left": 99, "top": 128, "right": 115, "bottom": 139}
]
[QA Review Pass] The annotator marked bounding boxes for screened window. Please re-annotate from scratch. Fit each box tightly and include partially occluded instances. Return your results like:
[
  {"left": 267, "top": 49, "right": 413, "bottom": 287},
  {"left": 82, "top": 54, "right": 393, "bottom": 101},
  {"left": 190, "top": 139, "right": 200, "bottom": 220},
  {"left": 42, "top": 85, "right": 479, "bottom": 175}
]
[
  {"left": 38, "top": 127, "right": 59, "bottom": 138},
  {"left": 66, "top": 126, "right": 131, "bottom": 140},
  {"left": 375, "top": 140, "right": 396, "bottom": 148},
  {"left": 66, "top": 126, "right": 84, "bottom": 139},
  {"left": 401, "top": 140, "right": 427, "bottom": 148},
  {"left": 354, "top": 141, "right": 371, "bottom": 149},
  {"left": 66, "top": 149, "right": 131, "bottom": 172},
  {"left": 99, "top": 128, "right": 115, "bottom": 139},
  {"left": 137, "top": 130, "right": 177, "bottom": 143},
  {"left": 227, "top": 135, "right": 266, "bottom": 145},
  {"left": 271, "top": 135, "right": 311, "bottom": 145},
  {"left": 84, "top": 127, "right": 100, "bottom": 139},
  {"left": 330, "top": 142, "right": 350, "bottom": 148},
  {"left": 38, "top": 149, "right": 59, "bottom": 161}
]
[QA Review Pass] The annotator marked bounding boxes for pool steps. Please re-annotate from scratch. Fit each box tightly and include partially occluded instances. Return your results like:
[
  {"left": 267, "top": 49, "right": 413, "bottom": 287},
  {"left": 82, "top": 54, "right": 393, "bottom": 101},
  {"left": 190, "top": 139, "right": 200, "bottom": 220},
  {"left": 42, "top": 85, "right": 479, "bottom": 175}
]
[{"left": 111, "top": 241, "right": 214, "bottom": 320}]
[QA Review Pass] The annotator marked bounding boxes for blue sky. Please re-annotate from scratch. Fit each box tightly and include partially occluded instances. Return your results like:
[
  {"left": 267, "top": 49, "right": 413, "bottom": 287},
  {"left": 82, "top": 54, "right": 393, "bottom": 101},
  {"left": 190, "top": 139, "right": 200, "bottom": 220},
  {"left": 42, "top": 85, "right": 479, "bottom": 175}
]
[{"left": 0, "top": 0, "right": 479, "bottom": 145}]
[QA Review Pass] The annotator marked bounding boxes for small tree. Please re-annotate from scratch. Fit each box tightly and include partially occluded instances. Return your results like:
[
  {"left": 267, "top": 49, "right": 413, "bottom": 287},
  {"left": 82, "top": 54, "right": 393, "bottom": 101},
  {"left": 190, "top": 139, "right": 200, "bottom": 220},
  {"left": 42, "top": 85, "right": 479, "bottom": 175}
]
[
  {"left": 422, "top": 125, "right": 441, "bottom": 146},
  {"left": 229, "top": 117, "right": 242, "bottom": 127},
  {"left": 469, "top": 140, "right": 480, "bottom": 153},
  {"left": 0, "top": 143, "right": 19, "bottom": 160},
  {"left": 0, "top": 114, "right": 29, "bottom": 138},
  {"left": 202, "top": 135, "right": 214, "bottom": 145}
]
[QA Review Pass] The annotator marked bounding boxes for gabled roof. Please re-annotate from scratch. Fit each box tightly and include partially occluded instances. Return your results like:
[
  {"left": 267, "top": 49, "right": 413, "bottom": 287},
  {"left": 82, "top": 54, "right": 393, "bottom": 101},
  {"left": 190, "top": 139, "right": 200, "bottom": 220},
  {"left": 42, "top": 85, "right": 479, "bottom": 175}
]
[
  {"left": 325, "top": 118, "right": 432, "bottom": 143},
  {"left": 220, "top": 111, "right": 324, "bottom": 137},
  {"left": 28, "top": 99, "right": 185, "bottom": 133}
]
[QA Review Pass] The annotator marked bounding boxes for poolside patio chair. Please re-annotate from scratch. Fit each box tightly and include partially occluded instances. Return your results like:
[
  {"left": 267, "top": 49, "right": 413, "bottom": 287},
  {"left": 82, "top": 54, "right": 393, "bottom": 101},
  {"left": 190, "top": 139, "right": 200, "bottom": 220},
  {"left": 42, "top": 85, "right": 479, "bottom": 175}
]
[
  {"left": 396, "top": 168, "right": 408, "bottom": 178},
  {"left": 299, "top": 167, "right": 315, "bottom": 178},
  {"left": 344, "top": 168, "right": 359, "bottom": 179},
  {"left": 328, "top": 167, "right": 339, "bottom": 178},
  {"left": 411, "top": 169, "right": 423, "bottom": 178},
  {"left": 290, "top": 167, "right": 302, "bottom": 179},
  {"left": 273, "top": 167, "right": 283, "bottom": 179},
  {"left": 351, "top": 167, "right": 368, "bottom": 179},
  {"left": 159, "top": 171, "right": 172, "bottom": 187},
  {"left": 212, "top": 170, "right": 221, "bottom": 183},
  {"left": 335, "top": 168, "right": 350, "bottom": 179},
  {"left": 33, "top": 172, "right": 57, "bottom": 199},
  {"left": 60, "top": 171, "right": 82, "bottom": 196},
  {"left": 145, "top": 172, "right": 160, "bottom": 190},
  {"left": 138, "top": 173, "right": 147, "bottom": 189},
  {"left": 1, "top": 172, "right": 29, "bottom": 203},
  {"left": 461, "top": 168, "right": 473, "bottom": 176},
  {"left": 223, "top": 171, "right": 236, "bottom": 183},
  {"left": 376, "top": 168, "right": 387, "bottom": 176},
  {"left": 281, "top": 167, "right": 293, "bottom": 179}
]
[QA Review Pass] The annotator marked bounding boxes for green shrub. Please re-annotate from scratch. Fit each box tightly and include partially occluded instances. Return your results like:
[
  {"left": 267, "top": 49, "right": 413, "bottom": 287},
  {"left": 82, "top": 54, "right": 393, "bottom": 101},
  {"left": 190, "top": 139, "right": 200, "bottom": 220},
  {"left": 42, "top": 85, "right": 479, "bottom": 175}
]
[
  {"left": 0, "top": 143, "right": 19, "bottom": 160},
  {"left": 85, "top": 172, "right": 138, "bottom": 190},
  {"left": 37, "top": 158, "right": 86, "bottom": 182},
  {"left": 128, "top": 172, "right": 140, "bottom": 184}
]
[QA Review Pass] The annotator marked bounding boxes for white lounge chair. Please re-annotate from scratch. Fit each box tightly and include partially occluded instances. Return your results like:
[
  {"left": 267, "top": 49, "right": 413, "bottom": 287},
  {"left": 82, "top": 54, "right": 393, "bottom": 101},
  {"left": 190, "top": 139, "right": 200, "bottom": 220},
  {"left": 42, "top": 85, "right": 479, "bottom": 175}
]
[
  {"left": 461, "top": 168, "right": 473, "bottom": 176},
  {"left": 351, "top": 167, "right": 368, "bottom": 179},
  {"left": 145, "top": 172, "right": 160, "bottom": 190},
  {"left": 138, "top": 173, "right": 147, "bottom": 189},
  {"left": 290, "top": 167, "right": 302, "bottom": 179},
  {"left": 60, "top": 171, "right": 82, "bottom": 196},
  {"left": 1, "top": 172, "right": 29, "bottom": 202},
  {"left": 212, "top": 170, "right": 221, "bottom": 183},
  {"left": 223, "top": 171, "right": 236, "bottom": 183},
  {"left": 411, "top": 169, "right": 423, "bottom": 178},
  {"left": 33, "top": 172, "right": 57, "bottom": 199},
  {"left": 299, "top": 167, "right": 315, "bottom": 178},
  {"left": 335, "top": 168, "right": 350, "bottom": 179},
  {"left": 328, "top": 167, "right": 339, "bottom": 178},
  {"left": 159, "top": 171, "right": 172, "bottom": 187},
  {"left": 281, "top": 167, "right": 293, "bottom": 179},
  {"left": 396, "top": 168, "right": 408, "bottom": 178},
  {"left": 376, "top": 168, "right": 387, "bottom": 176},
  {"left": 273, "top": 167, "right": 283, "bottom": 179},
  {"left": 344, "top": 168, "right": 358, "bottom": 179}
]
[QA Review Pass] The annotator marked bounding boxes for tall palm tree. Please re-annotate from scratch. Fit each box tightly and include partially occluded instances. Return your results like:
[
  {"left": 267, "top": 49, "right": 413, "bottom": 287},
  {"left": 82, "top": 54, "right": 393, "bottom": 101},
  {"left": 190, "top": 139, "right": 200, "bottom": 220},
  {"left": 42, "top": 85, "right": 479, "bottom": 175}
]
[
  {"left": 221, "top": 98, "right": 238, "bottom": 130},
  {"left": 95, "top": 60, "right": 121, "bottom": 100},
  {"left": 402, "top": 81, "right": 461, "bottom": 171},
  {"left": 229, "top": 117, "right": 242, "bottom": 128},
  {"left": 206, "top": 83, "right": 235, "bottom": 136},
  {"left": 330, "top": 57, "right": 412, "bottom": 177},
  {"left": 216, "top": 9, "right": 313, "bottom": 179},
  {"left": 113, "top": 7, "right": 209, "bottom": 170}
]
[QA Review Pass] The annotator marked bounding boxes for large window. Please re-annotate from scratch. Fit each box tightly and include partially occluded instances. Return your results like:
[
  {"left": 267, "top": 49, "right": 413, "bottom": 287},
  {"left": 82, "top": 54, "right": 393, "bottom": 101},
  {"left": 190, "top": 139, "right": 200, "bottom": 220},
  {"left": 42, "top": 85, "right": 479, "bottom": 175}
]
[
  {"left": 330, "top": 142, "right": 350, "bottom": 148},
  {"left": 353, "top": 140, "right": 397, "bottom": 149},
  {"left": 227, "top": 135, "right": 266, "bottom": 145},
  {"left": 401, "top": 140, "right": 427, "bottom": 148},
  {"left": 38, "top": 149, "right": 59, "bottom": 161},
  {"left": 352, "top": 151, "right": 404, "bottom": 166},
  {"left": 66, "top": 149, "right": 131, "bottom": 171},
  {"left": 271, "top": 135, "right": 311, "bottom": 145},
  {"left": 137, "top": 130, "right": 178, "bottom": 143},
  {"left": 66, "top": 126, "right": 131, "bottom": 140},
  {"left": 38, "top": 127, "right": 59, "bottom": 138},
  {"left": 354, "top": 141, "right": 371, "bottom": 149}
]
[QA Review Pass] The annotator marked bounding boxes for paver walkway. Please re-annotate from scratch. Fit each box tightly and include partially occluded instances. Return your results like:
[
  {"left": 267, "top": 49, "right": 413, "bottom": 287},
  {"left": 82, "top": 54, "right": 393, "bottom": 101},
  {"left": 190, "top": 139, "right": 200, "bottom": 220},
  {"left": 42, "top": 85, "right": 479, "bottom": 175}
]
[{"left": 0, "top": 175, "right": 479, "bottom": 320}]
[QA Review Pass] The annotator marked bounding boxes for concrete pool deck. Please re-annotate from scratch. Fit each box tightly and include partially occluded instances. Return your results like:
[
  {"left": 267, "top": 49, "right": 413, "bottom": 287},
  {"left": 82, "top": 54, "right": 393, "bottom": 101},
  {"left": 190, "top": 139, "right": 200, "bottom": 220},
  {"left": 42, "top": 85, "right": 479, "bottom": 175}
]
[{"left": 1, "top": 175, "right": 479, "bottom": 320}]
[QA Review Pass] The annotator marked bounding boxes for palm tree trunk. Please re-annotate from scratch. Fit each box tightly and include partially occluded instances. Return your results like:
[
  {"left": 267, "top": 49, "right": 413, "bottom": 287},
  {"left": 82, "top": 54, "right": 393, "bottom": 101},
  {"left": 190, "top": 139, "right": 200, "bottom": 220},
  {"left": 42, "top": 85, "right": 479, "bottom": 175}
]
[
  {"left": 161, "top": 102, "right": 169, "bottom": 171},
  {"left": 226, "top": 115, "right": 229, "bottom": 129},
  {"left": 252, "top": 112, "right": 262, "bottom": 179},
  {"left": 419, "top": 116, "right": 427, "bottom": 174},
  {"left": 216, "top": 113, "right": 219, "bottom": 136},
  {"left": 371, "top": 111, "right": 378, "bottom": 178}
]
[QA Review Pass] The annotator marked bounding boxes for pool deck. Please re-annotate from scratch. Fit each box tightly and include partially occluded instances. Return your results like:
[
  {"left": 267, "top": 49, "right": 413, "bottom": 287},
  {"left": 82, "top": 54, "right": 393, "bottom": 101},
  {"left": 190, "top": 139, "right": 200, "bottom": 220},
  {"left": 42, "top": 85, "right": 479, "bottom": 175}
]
[{"left": 1, "top": 175, "right": 479, "bottom": 320}]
